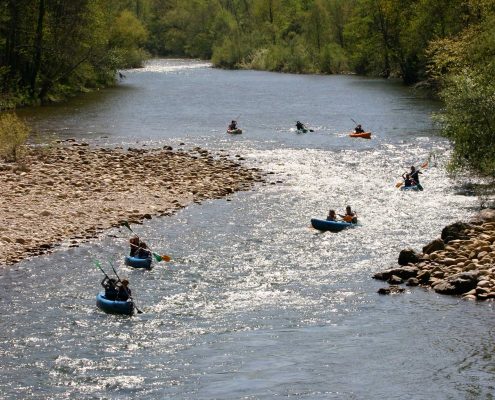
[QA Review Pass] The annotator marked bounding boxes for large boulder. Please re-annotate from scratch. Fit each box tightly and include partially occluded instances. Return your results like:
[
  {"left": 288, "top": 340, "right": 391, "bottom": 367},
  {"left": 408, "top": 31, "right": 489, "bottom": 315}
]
[
  {"left": 398, "top": 248, "right": 420, "bottom": 266},
  {"left": 441, "top": 222, "right": 471, "bottom": 243},
  {"left": 422, "top": 238, "right": 445, "bottom": 254},
  {"left": 434, "top": 271, "right": 479, "bottom": 295},
  {"left": 373, "top": 266, "right": 419, "bottom": 281}
]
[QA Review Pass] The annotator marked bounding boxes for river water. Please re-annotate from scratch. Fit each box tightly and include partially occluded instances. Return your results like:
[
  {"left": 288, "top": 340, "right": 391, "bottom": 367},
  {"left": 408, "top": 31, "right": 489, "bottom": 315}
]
[{"left": 3, "top": 59, "right": 494, "bottom": 399}]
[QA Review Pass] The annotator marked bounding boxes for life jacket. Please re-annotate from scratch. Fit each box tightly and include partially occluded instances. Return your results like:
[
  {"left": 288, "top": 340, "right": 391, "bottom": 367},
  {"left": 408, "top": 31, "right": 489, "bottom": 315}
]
[{"left": 343, "top": 215, "right": 353, "bottom": 222}]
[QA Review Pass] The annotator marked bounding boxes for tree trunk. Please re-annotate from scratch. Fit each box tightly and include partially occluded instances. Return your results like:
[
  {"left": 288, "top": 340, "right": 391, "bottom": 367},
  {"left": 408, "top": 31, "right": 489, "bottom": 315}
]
[{"left": 30, "top": 0, "right": 45, "bottom": 96}]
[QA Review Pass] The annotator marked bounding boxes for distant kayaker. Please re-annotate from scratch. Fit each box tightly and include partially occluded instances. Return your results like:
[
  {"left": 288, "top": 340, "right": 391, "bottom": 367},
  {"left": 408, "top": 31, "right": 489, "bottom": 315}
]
[
  {"left": 228, "top": 120, "right": 238, "bottom": 130},
  {"left": 410, "top": 166, "right": 422, "bottom": 184},
  {"left": 326, "top": 209, "right": 337, "bottom": 221},
  {"left": 136, "top": 241, "right": 151, "bottom": 259},
  {"left": 296, "top": 121, "right": 306, "bottom": 131},
  {"left": 339, "top": 206, "right": 357, "bottom": 223},
  {"left": 354, "top": 124, "right": 364, "bottom": 133},
  {"left": 129, "top": 236, "right": 140, "bottom": 257},
  {"left": 130, "top": 236, "right": 151, "bottom": 259},
  {"left": 402, "top": 173, "right": 417, "bottom": 187},
  {"left": 117, "top": 278, "right": 132, "bottom": 301},
  {"left": 101, "top": 277, "right": 118, "bottom": 300}
]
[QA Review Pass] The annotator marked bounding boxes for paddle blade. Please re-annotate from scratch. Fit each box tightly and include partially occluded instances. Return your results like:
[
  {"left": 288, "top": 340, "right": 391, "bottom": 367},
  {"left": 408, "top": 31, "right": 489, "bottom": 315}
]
[
  {"left": 153, "top": 253, "right": 171, "bottom": 262},
  {"left": 395, "top": 181, "right": 404, "bottom": 188},
  {"left": 420, "top": 161, "right": 429, "bottom": 169}
]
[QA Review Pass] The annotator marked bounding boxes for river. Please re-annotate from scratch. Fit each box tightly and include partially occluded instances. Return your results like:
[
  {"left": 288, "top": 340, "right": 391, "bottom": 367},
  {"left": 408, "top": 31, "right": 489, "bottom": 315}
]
[{"left": 3, "top": 59, "right": 493, "bottom": 399}]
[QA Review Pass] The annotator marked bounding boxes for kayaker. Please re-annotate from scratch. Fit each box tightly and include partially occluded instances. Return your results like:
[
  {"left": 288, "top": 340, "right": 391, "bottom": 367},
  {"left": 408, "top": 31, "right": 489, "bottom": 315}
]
[
  {"left": 354, "top": 124, "right": 364, "bottom": 133},
  {"left": 101, "top": 277, "right": 118, "bottom": 300},
  {"left": 228, "top": 120, "right": 237, "bottom": 130},
  {"left": 296, "top": 121, "right": 306, "bottom": 131},
  {"left": 410, "top": 166, "right": 422, "bottom": 184},
  {"left": 129, "top": 235, "right": 140, "bottom": 257},
  {"left": 326, "top": 209, "right": 337, "bottom": 221},
  {"left": 117, "top": 278, "right": 132, "bottom": 301},
  {"left": 136, "top": 241, "right": 151, "bottom": 259},
  {"left": 402, "top": 173, "right": 417, "bottom": 187},
  {"left": 339, "top": 206, "right": 357, "bottom": 223}
]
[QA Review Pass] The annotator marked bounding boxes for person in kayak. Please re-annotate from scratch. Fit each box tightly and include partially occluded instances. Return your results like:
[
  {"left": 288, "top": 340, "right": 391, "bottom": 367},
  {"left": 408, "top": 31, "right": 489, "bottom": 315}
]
[
  {"left": 296, "top": 121, "right": 306, "bottom": 131},
  {"left": 410, "top": 166, "right": 422, "bottom": 185},
  {"left": 129, "top": 236, "right": 140, "bottom": 257},
  {"left": 354, "top": 124, "right": 364, "bottom": 133},
  {"left": 339, "top": 206, "right": 358, "bottom": 223},
  {"left": 117, "top": 278, "right": 132, "bottom": 301},
  {"left": 136, "top": 241, "right": 151, "bottom": 259},
  {"left": 101, "top": 277, "right": 118, "bottom": 300},
  {"left": 228, "top": 120, "right": 238, "bottom": 130},
  {"left": 402, "top": 173, "right": 417, "bottom": 187},
  {"left": 326, "top": 209, "right": 337, "bottom": 221}
]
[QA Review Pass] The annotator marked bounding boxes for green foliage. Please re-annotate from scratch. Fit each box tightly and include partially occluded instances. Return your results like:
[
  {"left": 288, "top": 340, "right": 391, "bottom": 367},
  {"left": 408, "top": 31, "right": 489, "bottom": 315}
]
[
  {"left": 436, "top": 71, "right": 495, "bottom": 176},
  {"left": 0, "top": 0, "right": 151, "bottom": 108},
  {"left": 0, "top": 113, "right": 30, "bottom": 162},
  {"left": 430, "top": 5, "right": 495, "bottom": 176}
]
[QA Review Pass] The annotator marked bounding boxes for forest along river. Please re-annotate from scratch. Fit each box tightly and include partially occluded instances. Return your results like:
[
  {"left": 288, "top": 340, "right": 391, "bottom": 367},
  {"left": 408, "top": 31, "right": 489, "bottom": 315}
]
[{"left": 3, "top": 59, "right": 493, "bottom": 399}]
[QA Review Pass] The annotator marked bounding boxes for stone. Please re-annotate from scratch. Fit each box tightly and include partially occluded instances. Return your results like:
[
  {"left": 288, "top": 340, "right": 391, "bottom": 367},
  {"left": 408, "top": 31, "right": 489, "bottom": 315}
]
[
  {"left": 398, "top": 248, "right": 420, "bottom": 266},
  {"left": 441, "top": 221, "right": 472, "bottom": 243},
  {"left": 377, "top": 285, "right": 405, "bottom": 295},
  {"left": 388, "top": 275, "right": 404, "bottom": 284},
  {"left": 422, "top": 238, "right": 445, "bottom": 254},
  {"left": 406, "top": 277, "right": 419, "bottom": 286}
]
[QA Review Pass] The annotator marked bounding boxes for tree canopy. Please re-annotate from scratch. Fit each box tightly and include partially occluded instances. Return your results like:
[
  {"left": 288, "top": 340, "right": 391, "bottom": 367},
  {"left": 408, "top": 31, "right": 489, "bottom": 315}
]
[{"left": 1, "top": 0, "right": 494, "bottom": 175}]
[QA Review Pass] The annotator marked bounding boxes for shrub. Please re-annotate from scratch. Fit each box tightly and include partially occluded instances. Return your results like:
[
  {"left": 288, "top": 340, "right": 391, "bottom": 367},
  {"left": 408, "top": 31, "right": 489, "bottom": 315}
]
[{"left": 0, "top": 113, "right": 30, "bottom": 162}]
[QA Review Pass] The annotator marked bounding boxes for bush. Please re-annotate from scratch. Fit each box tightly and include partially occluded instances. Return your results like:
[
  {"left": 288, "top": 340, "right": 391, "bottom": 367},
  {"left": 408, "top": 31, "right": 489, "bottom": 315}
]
[
  {"left": 436, "top": 70, "right": 495, "bottom": 176},
  {"left": 0, "top": 113, "right": 30, "bottom": 162}
]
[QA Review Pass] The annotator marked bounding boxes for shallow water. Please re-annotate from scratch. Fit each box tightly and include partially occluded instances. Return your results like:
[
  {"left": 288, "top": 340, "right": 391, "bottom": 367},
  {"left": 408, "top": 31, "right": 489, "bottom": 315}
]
[{"left": 3, "top": 59, "right": 494, "bottom": 399}]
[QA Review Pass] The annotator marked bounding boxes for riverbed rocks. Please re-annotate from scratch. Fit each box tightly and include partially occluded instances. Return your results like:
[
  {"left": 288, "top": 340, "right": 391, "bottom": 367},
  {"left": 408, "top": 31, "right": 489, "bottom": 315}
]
[
  {"left": 374, "top": 210, "right": 495, "bottom": 301},
  {"left": 0, "top": 143, "right": 264, "bottom": 265}
]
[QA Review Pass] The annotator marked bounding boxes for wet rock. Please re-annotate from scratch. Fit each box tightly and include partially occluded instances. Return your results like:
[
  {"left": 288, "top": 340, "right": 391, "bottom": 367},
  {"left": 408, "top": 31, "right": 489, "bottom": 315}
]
[
  {"left": 398, "top": 248, "right": 420, "bottom": 266},
  {"left": 441, "top": 221, "right": 471, "bottom": 243},
  {"left": 406, "top": 277, "right": 419, "bottom": 286},
  {"left": 387, "top": 275, "right": 403, "bottom": 284},
  {"left": 417, "top": 270, "right": 431, "bottom": 284},
  {"left": 373, "top": 271, "right": 391, "bottom": 281},
  {"left": 422, "top": 238, "right": 445, "bottom": 254},
  {"left": 377, "top": 285, "right": 405, "bottom": 295}
]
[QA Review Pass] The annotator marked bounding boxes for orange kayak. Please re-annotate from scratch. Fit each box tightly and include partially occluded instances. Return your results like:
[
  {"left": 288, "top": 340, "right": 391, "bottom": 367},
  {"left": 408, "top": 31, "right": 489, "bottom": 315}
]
[{"left": 349, "top": 132, "right": 371, "bottom": 139}]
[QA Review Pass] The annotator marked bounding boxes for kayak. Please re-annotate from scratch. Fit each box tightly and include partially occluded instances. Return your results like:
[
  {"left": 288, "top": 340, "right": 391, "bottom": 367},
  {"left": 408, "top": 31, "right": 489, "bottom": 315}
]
[
  {"left": 349, "top": 132, "right": 371, "bottom": 139},
  {"left": 227, "top": 128, "right": 242, "bottom": 134},
  {"left": 297, "top": 128, "right": 308, "bottom": 133},
  {"left": 125, "top": 255, "right": 152, "bottom": 269},
  {"left": 96, "top": 292, "right": 134, "bottom": 316},
  {"left": 311, "top": 218, "right": 356, "bottom": 232},
  {"left": 400, "top": 185, "right": 421, "bottom": 191}
]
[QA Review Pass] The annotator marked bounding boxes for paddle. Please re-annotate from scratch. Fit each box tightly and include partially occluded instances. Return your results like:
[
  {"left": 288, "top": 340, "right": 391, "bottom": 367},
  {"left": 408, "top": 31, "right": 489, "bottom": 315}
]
[
  {"left": 395, "top": 160, "right": 429, "bottom": 188},
  {"left": 121, "top": 221, "right": 171, "bottom": 262},
  {"left": 108, "top": 259, "right": 143, "bottom": 314},
  {"left": 94, "top": 260, "right": 111, "bottom": 280}
]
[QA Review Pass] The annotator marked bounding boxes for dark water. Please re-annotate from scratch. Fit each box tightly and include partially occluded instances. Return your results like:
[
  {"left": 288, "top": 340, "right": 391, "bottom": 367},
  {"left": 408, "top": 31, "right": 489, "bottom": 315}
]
[{"left": 3, "top": 59, "right": 494, "bottom": 399}]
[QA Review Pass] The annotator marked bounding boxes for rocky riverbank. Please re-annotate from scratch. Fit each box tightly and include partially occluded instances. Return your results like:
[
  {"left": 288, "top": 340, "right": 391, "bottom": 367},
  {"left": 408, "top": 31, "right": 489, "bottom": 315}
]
[
  {"left": 0, "top": 142, "right": 264, "bottom": 266},
  {"left": 374, "top": 209, "right": 495, "bottom": 300}
]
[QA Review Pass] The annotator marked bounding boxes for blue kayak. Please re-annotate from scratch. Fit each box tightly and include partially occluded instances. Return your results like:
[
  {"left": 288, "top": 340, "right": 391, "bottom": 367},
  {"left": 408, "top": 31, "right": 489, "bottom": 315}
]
[
  {"left": 125, "top": 255, "right": 152, "bottom": 269},
  {"left": 400, "top": 185, "right": 421, "bottom": 191},
  {"left": 311, "top": 218, "right": 356, "bottom": 232},
  {"left": 96, "top": 292, "right": 134, "bottom": 316}
]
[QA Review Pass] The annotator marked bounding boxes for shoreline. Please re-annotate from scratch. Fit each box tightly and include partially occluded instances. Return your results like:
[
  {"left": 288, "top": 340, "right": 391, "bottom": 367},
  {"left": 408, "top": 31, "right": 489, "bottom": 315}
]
[
  {"left": 374, "top": 209, "right": 495, "bottom": 300},
  {"left": 0, "top": 142, "right": 264, "bottom": 266}
]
